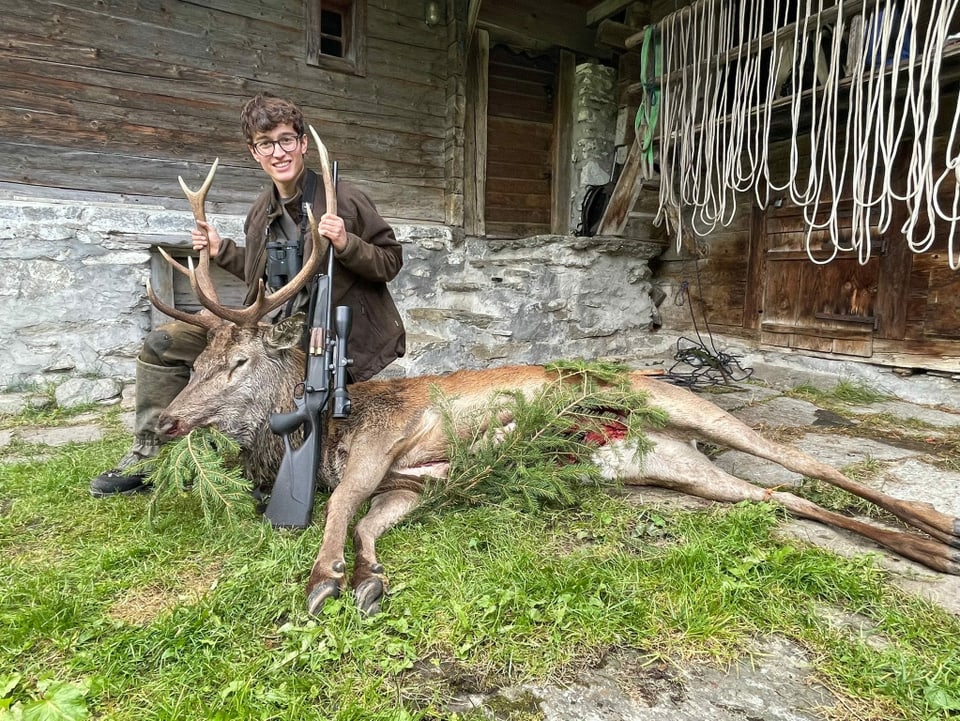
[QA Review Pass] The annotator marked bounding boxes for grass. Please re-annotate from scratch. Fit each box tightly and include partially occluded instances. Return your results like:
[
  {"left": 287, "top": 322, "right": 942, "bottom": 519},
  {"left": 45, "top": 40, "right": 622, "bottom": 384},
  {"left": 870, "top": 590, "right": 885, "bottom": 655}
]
[
  {"left": 2, "top": 429, "right": 960, "bottom": 719},
  {"left": 786, "top": 380, "right": 891, "bottom": 408},
  {"left": 0, "top": 389, "right": 107, "bottom": 431}
]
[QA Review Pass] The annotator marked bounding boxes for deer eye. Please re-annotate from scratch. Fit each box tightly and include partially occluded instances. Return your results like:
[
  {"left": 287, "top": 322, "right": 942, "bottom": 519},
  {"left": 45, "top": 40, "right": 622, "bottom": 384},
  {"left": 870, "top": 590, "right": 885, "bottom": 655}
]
[{"left": 229, "top": 357, "right": 249, "bottom": 376}]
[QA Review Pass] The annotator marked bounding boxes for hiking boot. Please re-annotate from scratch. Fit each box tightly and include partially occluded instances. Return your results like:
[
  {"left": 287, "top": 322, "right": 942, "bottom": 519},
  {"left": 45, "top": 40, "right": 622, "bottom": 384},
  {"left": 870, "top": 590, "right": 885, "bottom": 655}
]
[{"left": 89, "top": 450, "right": 154, "bottom": 497}]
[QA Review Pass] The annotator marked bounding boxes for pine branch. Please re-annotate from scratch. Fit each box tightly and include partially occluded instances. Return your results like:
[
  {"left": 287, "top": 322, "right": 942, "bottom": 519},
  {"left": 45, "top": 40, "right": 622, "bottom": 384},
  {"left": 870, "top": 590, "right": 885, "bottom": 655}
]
[
  {"left": 424, "top": 361, "right": 667, "bottom": 513},
  {"left": 145, "top": 427, "right": 255, "bottom": 527}
]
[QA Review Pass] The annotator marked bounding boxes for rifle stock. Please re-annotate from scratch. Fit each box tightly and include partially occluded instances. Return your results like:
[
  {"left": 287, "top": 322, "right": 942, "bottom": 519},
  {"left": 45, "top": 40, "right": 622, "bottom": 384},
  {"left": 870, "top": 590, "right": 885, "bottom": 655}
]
[{"left": 265, "top": 388, "right": 324, "bottom": 529}]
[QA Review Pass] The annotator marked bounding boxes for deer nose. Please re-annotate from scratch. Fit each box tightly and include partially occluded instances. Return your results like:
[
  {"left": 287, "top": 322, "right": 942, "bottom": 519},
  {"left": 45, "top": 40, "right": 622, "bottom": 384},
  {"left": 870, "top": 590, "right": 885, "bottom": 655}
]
[{"left": 158, "top": 413, "right": 189, "bottom": 439}]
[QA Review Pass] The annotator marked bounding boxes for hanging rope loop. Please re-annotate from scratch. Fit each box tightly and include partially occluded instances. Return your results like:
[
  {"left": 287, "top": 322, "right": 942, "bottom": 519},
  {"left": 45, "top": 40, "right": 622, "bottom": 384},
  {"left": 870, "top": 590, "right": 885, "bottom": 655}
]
[{"left": 649, "top": 0, "right": 960, "bottom": 267}]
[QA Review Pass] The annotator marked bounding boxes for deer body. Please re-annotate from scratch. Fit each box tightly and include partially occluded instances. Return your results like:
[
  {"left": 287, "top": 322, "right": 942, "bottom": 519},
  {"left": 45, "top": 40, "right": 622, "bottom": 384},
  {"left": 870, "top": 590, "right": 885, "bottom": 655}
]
[
  {"left": 154, "top": 143, "right": 960, "bottom": 617},
  {"left": 159, "top": 323, "right": 960, "bottom": 615}
]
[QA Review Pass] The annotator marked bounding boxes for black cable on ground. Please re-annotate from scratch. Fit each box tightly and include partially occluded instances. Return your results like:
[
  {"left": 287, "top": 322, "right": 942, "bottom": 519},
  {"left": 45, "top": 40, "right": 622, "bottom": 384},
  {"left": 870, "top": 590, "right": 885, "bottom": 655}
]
[{"left": 664, "top": 270, "right": 753, "bottom": 389}]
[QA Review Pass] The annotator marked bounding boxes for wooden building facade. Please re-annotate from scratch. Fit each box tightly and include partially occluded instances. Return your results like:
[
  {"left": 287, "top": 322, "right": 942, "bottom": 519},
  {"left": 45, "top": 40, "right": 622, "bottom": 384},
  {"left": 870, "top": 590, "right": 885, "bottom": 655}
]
[
  {"left": 2, "top": 0, "right": 958, "bottom": 376},
  {"left": 2, "top": 1, "right": 452, "bottom": 221}
]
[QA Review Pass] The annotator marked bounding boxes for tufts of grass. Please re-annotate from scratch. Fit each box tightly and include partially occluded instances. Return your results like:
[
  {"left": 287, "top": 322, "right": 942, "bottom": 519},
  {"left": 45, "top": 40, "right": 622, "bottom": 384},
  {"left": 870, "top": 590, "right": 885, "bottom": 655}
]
[
  {"left": 0, "top": 400, "right": 102, "bottom": 430},
  {"left": 787, "top": 380, "right": 890, "bottom": 408},
  {"left": 3, "top": 423, "right": 960, "bottom": 719}
]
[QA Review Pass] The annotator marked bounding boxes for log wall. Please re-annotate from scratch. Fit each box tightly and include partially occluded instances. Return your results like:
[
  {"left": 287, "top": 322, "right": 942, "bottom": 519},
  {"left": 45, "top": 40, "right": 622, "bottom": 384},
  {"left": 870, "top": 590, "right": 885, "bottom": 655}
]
[{"left": 0, "top": 0, "right": 453, "bottom": 222}]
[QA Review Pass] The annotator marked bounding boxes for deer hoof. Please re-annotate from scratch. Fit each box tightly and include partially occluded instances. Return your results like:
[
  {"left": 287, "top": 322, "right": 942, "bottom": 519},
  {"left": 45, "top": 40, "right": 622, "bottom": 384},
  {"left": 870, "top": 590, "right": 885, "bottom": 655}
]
[
  {"left": 354, "top": 578, "right": 385, "bottom": 616},
  {"left": 306, "top": 579, "right": 342, "bottom": 616}
]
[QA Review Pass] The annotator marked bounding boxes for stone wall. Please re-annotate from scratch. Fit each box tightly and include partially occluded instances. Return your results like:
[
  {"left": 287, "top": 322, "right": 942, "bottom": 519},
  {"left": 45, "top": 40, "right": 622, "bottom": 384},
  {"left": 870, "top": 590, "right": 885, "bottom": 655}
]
[
  {"left": 569, "top": 63, "right": 618, "bottom": 233},
  {"left": 393, "top": 230, "right": 664, "bottom": 378},
  {"left": 0, "top": 197, "right": 663, "bottom": 392},
  {"left": 0, "top": 197, "right": 239, "bottom": 390}
]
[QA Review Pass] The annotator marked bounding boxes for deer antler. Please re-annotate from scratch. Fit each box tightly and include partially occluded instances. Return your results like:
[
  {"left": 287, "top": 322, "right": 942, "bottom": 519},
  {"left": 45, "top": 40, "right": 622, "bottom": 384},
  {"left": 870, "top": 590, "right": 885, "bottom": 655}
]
[
  {"left": 177, "top": 158, "right": 221, "bottom": 304},
  {"left": 146, "top": 251, "right": 222, "bottom": 330},
  {"left": 146, "top": 160, "right": 223, "bottom": 329},
  {"left": 151, "top": 131, "right": 337, "bottom": 327}
]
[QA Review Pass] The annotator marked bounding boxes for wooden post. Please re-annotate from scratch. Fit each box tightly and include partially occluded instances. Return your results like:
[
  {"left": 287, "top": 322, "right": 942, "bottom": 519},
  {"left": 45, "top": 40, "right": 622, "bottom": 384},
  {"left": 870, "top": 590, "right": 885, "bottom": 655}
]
[
  {"left": 463, "top": 29, "right": 489, "bottom": 236},
  {"left": 551, "top": 50, "right": 575, "bottom": 234}
]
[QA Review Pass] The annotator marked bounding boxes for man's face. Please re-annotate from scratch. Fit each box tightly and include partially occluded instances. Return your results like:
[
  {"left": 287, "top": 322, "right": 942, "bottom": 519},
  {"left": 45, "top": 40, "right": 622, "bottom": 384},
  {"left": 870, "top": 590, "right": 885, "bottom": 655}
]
[{"left": 248, "top": 123, "right": 308, "bottom": 195}]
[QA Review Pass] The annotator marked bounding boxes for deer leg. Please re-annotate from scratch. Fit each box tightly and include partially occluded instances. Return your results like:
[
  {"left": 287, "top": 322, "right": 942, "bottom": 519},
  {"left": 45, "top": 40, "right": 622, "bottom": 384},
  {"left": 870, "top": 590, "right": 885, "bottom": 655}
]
[
  {"left": 717, "top": 423, "right": 959, "bottom": 548},
  {"left": 595, "top": 433, "right": 960, "bottom": 575},
  {"left": 351, "top": 487, "right": 421, "bottom": 616},
  {"left": 638, "top": 381, "right": 960, "bottom": 548},
  {"left": 305, "top": 445, "right": 404, "bottom": 616},
  {"left": 306, "top": 486, "right": 370, "bottom": 615}
]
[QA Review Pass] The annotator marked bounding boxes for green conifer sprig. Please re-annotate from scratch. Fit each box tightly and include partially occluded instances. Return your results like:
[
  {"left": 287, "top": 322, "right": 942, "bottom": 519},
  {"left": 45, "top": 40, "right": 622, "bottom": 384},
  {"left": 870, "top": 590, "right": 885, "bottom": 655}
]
[
  {"left": 145, "top": 427, "right": 255, "bottom": 527},
  {"left": 425, "top": 361, "right": 668, "bottom": 513}
]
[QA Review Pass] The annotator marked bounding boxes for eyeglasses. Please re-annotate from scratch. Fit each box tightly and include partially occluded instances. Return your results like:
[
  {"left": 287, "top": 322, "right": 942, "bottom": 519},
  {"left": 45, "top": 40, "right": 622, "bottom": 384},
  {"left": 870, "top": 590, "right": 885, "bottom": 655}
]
[{"left": 251, "top": 134, "right": 303, "bottom": 156}]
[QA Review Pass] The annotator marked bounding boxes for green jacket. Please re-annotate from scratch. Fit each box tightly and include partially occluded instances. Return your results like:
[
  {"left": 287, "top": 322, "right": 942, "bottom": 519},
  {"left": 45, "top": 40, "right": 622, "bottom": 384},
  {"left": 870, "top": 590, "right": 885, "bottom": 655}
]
[{"left": 215, "top": 170, "right": 406, "bottom": 382}]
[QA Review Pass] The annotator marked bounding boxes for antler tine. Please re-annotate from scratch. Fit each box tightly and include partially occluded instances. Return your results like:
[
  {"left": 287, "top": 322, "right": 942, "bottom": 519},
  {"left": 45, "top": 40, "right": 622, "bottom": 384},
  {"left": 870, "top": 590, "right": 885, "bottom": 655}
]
[
  {"left": 177, "top": 157, "right": 219, "bottom": 225},
  {"left": 146, "top": 277, "right": 221, "bottom": 330},
  {"left": 157, "top": 246, "right": 192, "bottom": 278},
  {"left": 309, "top": 125, "right": 336, "bottom": 217},
  {"left": 178, "top": 158, "right": 221, "bottom": 304}
]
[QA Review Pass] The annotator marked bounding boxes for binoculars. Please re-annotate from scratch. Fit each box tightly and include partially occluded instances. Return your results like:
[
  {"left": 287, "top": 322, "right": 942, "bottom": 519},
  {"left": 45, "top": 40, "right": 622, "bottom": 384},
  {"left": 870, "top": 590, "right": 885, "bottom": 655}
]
[{"left": 266, "top": 239, "right": 303, "bottom": 288}]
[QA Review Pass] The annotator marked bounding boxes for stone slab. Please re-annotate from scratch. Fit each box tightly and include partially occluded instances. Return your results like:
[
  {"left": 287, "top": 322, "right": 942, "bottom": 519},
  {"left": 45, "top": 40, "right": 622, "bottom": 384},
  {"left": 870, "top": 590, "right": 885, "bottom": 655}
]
[
  {"left": 15, "top": 424, "right": 104, "bottom": 446},
  {"left": 712, "top": 450, "right": 805, "bottom": 488},
  {"left": 471, "top": 636, "right": 837, "bottom": 721},
  {"left": 846, "top": 400, "right": 960, "bottom": 429},
  {"left": 793, "top": 433, "right": 922, "bottom": 467},
  {"left": 730, "top": 396, "right": 822, "bottom": 429},
  {"left": 881, "top": 458, "right": 960, "bottom": 518},
  {"left": 697, "top": 383, "right": 782, "bottom": 412}
]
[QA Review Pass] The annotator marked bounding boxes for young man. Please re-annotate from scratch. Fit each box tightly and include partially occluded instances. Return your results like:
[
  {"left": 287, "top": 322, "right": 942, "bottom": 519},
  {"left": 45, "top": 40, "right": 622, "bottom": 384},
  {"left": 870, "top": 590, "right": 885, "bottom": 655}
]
[{"left": 90, "top": 93, "right": 405, "bottom": 496}]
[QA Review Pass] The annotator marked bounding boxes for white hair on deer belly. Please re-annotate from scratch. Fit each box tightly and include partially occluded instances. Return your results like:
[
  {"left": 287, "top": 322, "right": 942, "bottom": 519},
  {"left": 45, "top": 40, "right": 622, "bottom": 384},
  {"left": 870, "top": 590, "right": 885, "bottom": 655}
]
[
  {"left": 591, "top": 437, "right": 648, "bottom": 480},
  {"left": 591, "top": 431, "right": 703, "bottom": 484}
]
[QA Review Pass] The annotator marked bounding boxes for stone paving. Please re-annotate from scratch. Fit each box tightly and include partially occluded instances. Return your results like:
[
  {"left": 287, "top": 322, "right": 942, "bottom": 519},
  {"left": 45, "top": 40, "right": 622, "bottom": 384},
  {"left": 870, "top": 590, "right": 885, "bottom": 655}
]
[{"left": 2, "top": 356, "right": 959, "bottom": 720}]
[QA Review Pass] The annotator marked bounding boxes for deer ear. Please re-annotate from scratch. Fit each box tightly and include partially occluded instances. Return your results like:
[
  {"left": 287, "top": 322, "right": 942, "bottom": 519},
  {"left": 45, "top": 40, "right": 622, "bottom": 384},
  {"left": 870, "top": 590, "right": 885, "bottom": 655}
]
[{"left": 266, "top": 313, "right": 306, "bottom": 351}]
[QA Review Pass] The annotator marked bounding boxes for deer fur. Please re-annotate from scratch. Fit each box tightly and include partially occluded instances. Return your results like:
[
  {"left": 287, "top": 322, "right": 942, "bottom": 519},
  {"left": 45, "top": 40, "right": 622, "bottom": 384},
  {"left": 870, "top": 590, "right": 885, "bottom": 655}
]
[
  {"left": 154, "top": 315, "right": 960, "bottom": 616},
  {"left": 153, "top": 143, "right": 960, "bottom": 617}
]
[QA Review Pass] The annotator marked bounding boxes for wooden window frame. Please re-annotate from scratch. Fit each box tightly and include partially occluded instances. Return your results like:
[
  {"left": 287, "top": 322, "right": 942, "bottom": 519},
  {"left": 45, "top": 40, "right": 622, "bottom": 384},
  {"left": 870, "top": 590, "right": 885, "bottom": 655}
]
[{"left": 306, "top": 0, "right": 366, "bottom": 77}]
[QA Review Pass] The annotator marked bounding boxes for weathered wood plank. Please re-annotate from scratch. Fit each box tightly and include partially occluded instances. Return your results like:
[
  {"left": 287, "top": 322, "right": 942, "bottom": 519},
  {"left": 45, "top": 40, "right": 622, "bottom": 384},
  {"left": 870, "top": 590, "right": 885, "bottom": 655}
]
[{"left": 0, "top": 0, "right": 450, "bottom": 221}]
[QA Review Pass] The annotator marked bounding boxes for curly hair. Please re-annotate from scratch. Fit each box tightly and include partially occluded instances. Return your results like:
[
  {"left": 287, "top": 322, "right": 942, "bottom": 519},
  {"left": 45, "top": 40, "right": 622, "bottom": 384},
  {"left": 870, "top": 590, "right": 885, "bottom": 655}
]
[{"left": 240, "top": 93, "right": 305, "bottom": 144}]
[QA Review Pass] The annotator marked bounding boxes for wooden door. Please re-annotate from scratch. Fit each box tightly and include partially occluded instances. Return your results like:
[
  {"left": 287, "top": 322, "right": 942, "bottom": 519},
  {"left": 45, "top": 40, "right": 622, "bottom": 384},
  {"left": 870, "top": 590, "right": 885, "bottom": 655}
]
[{"left": 759, "top": 201, "right": 880, "bottom": 357}]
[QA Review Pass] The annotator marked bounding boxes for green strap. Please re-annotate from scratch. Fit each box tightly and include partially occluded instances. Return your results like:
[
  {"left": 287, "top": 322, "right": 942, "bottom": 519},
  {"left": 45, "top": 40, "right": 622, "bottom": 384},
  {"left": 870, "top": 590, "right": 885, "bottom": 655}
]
[{"left": 636, "top": 25, "right": 662, "bottom": 165}]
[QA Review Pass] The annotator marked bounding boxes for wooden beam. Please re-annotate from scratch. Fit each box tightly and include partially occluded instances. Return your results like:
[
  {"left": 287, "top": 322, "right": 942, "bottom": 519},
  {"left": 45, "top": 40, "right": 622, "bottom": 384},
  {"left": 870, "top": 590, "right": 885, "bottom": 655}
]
[
  {"left": 466, "top": 0, "right": 482, "bottom": 48},
  {"left": 463, "top": 29, "right": 489, "bottom": 236},
  {"left": 596, "top": 19, "right": 635, "bottom": 49},
  {"left": 597, "top": 135, "right": 647, "bottom": 236},
  {"left": 586, "top": 0, "right": 639, "bottom": 26},
  {"left": 551, "top": 49, "right": 575, "bottom": 234},
  {"left": 743, "top": 206, "right": 765, "bottom": 331}
]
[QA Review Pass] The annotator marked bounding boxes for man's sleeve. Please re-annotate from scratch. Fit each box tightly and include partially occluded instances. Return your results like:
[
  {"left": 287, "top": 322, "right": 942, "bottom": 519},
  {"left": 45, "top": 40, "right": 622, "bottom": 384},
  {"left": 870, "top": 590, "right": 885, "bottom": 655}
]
[{"left": 334, "top": 189, "right": 403, "bottom": 283}]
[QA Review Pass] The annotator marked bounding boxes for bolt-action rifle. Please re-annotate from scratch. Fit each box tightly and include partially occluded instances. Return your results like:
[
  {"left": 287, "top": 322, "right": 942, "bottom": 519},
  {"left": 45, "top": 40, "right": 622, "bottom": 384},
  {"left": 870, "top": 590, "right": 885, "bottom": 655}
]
[{"left": 265, "top": 158, "right": 353, "bottom": 529}]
